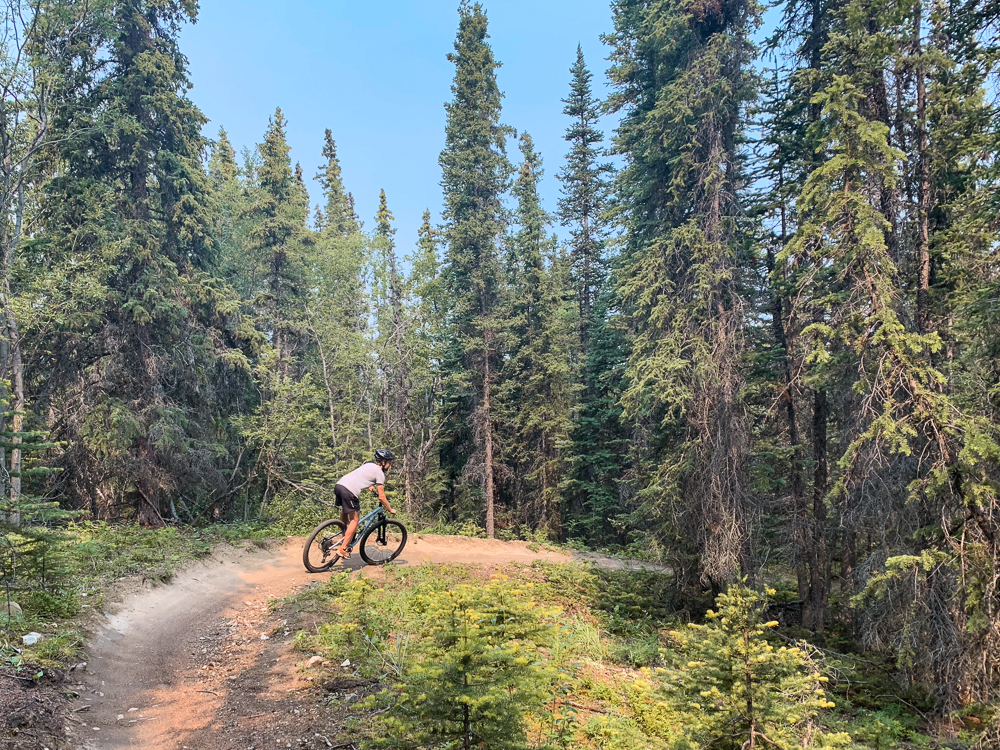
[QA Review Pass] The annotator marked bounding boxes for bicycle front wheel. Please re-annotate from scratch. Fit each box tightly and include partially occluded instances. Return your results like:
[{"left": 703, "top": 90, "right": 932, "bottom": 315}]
[
  {"left": 359, "top": 520, "right": 407, "bottom": 565},
  {"left": 303, "top": 519, "right": 347, "bottom": 572}
]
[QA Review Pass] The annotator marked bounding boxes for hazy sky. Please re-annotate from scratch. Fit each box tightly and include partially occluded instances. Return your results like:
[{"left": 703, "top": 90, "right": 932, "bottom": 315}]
[{"left": 179, "top": 0, "right": 622, "bottom": 250}]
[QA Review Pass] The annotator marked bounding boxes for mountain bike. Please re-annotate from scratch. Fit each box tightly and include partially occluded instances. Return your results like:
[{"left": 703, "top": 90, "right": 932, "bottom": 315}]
[{"left": 302, "top": 506, "right": 408, "bottom": 572}]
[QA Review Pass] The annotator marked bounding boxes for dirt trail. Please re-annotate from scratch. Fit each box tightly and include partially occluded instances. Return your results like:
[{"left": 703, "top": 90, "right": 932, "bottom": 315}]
[{"left": 72, "top": 534, "right": 630, "bottom": 750}]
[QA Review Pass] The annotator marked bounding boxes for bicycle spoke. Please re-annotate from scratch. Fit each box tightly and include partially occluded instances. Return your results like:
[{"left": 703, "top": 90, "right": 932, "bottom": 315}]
[
  {"left": 359, "top": 520, "right": 407, "bottom": 565},
  {"left": 303, "top": 520, "right": 346, "bottom": 572}
]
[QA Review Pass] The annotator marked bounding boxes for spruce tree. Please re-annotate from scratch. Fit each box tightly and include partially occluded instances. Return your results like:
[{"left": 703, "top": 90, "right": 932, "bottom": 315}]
[
  {"left": 373, "top": 189, "right": 418, "bottom": 510},
  {"left": 557, "top": 46, "right": 612, "bottom": 355},
  {"left": 306, "top": 132, "right": 371, "bottom": 478},
  {"left": 37, "top": 0, "right": 239, "bottom": 525},
  {"left": 380, "top": 577, "right": 556, "bottom": 750},
  {"left": 555, "top": 46, "right": 628, "bottom": 545},
  {"left": 782, "top": 31, "right": 1000, "bottom": 703},
  {"left": 607, "top": 0, "right": 760, "bottom": 588},
  {"left": 402, "top": 212, "right": 446, "bottom": 515},
  {"left": 655, "top": 587, "right": 840, "bottom": 749},
  {"left": 754, "top": 0, "right": 838, "bottom": 630},
  {"left": 502, "top": 133, "right": 576, "bottom": 536},
  {"left": 563, "top": 285, "right": 631, "bottom": 545},
  {"left": 315, "top": 129, "right": 359, "bottom": 236},
  {"left": 438, "top": 1, "right": 513, "bottom": 538},
  {"left": 248, "top": 108, "right": 311, "bottom": 375},
  {"left": 210, "top": 128, "right": 258, "bottom": 302}
]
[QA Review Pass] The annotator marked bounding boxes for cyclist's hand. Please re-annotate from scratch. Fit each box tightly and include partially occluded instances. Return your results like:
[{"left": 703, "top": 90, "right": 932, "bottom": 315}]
[
  {"left": 370, "top": 486, "right": 378, "bottom": 495},
  {"left": 387, "top": 507, "right": 396, "bottom": 515}
]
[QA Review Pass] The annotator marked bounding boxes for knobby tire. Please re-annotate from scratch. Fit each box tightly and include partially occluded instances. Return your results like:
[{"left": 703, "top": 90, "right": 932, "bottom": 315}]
[
  {"left": 358, "top": 520, "right": 407, "bottom": 565},
  {"left": 303, "top": 519, "right": 347, "bottom": 572}
]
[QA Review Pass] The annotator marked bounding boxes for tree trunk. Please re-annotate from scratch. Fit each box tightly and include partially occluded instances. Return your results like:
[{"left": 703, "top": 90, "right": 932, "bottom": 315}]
[
  {"left": 915, "top": 1, "right": 932, "bottom": 334},
  {"left": 314, "top": 333, "right": 339, "bottom": 449},
  {"left": 483, "top": 349, "right": 495, "bottom": 539},
  {"left": 8, "top": 309, "right": 23, "bottom": 523},
  {"left": 809, "top": 389, "right": 829, "bottom": 627},
  {"left": 0, "top": 179, "right": 28, "bottom": 526}
]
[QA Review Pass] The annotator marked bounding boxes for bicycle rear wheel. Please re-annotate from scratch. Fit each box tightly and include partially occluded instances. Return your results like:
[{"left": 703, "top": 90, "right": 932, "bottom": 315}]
[
  {"left": 358, "top": 520, "right": 407, "bottom": 565},
  {"left": 303, "top": 519, "right": 347, "bottom": 572}
]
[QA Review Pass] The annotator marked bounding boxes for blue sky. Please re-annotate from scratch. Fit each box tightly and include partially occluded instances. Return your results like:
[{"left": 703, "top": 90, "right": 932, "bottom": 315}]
[{"left": 179, "top": 0, "right": 622, "bottom": 250}]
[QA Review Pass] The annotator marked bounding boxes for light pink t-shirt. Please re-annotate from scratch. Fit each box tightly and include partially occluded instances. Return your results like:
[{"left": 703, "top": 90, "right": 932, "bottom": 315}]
[{"left": 336, "top": 463, "right": 386, "bottom": 498}]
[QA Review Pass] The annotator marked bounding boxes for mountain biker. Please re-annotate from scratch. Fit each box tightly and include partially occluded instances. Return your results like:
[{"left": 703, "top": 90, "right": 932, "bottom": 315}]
[{"left": 334, "top": 449, "right": 397, "bottom": 559}]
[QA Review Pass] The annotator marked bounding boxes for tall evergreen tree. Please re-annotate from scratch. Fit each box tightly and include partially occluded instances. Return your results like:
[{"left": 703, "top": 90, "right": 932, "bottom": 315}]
[
  {"left": 403, "top": 211, "right": 446, "bottom": 515},
  {"left": 315, "top": 129, "right": 359, "bottom": 236},
  {"left": 503, "top": 134, "right": 576, "bottom": 536},
  {"left": 753, "top": 0, "right": 837, "bottom": 630},
  {"left": 37, "top": 0, "right": 239, "bottom": 525},
  {"left": 555, "top": 46, "right": 629, "bottom": 544},
  {"left": 0, "top": 0, "right": 102, "bottom": 522},
  {"left": 557, "top": 46, "right": 612, "bottom": 356},
  {"left": 248, "top": 108, "right": 311, "bottom": 375},
  {"left": 305, "top": 133, "right": 371, "bottom": 478},
  {"left": 608, "top": 0, "right": 760, "bottom": 588},
  {"left": 438, "top": 1, "right": 513, "bottom": 538},
  {"left": 373, "top": 190, "right": 416, "bottom": 507}
]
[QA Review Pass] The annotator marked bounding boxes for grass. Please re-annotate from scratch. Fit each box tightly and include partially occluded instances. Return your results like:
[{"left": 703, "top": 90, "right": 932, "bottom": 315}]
[
  {"left": 281, "top": 560, "right": 971, "bottom": 750},
  {"left": 1, "top": 519, "right": 282, "bottom": 673}
]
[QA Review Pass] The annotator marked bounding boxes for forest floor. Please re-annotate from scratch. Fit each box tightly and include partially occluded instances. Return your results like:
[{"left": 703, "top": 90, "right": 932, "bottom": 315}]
[{"left": 6, "top": 534, "right": 649, "bottom": 750}]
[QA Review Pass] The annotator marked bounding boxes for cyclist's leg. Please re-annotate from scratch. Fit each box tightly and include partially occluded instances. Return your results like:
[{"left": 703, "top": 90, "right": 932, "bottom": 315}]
[
  {"left": 334, "top": 484, "right": 361, "bottom": 556},
  {"left": 341, "top": 510, "right": 360, "bottom": 553}
]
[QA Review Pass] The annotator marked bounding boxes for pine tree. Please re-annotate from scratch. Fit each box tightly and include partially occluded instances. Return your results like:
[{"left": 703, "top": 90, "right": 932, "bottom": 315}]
[
  {"left": 438, "top": 1, "right": 513, "bottom": 538},
  {"left": 607, "top": 0, "right": 760, "bottom": 588}
]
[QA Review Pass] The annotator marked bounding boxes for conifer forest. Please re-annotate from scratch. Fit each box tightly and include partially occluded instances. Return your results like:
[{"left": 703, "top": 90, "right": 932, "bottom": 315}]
[{"left": 2, "top": 0, "right": 1000, "bottom": 734}]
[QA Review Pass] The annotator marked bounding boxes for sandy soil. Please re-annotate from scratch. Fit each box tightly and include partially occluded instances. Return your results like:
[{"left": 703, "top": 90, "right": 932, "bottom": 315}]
[{"left": 68, "top": 534, "right": 599, "bottom": 750}]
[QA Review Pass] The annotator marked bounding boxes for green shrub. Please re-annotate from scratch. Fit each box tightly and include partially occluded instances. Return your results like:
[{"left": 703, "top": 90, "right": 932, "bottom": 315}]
[
  {"left": 650, "top": 585, "right": 849, "bottom": 750},
  {"left": 22, "top": 588, "right": 79, "bottom": 619},
  {"left": 378, "top": 574, "right": 559, "bottom": 750},
  {"left": 851, "top": 705, "right": 921, "bottom": 749},
  {"left": 262, "top": 492, "right": 332, "bottom": 536},
  {"left": 583, "top": 715, "right": 670, "bottom": 750}
]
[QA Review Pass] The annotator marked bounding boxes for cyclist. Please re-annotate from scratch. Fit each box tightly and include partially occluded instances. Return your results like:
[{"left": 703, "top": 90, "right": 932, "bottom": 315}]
[{"left": 334, "top": 449, "right": 397, "bottom": 559}]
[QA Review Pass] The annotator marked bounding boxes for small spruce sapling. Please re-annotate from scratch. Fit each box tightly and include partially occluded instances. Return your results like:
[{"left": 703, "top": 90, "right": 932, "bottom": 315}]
[
  {"left": 380, "top": 574, "right": 557, "bottom": 750},
  {"left": 648, "top": 585, "right": 848, "bottom": 750}
]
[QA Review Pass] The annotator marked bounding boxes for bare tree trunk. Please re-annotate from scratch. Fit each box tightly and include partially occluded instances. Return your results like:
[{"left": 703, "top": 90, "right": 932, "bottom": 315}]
[
  {"left": 1, "top": 183, "right": 27, "bottom": 525},
  {"left": 314, "top": 332, "right": 339, "bottom": 448},
  {"left": 7, "top": 310, "right": 23, "bottom": 523},
  {"left": 811, "top": 389, "right": 829, "bottom": 624},
  {"left": 915, "top": 1, "right": 931, "bottom": 334},
  {"left": 483, "top": 351, "right": 495, "bottom": 539}
]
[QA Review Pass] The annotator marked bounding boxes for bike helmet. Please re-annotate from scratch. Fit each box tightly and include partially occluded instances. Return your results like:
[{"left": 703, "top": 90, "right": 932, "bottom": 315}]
[{"left": 374, "top": 448, "right": 396, "bottom": 463}]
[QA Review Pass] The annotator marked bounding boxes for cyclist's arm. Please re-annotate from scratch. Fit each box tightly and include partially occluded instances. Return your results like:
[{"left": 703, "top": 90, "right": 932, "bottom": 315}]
[{"left": 375, "top": 484, "right": 395, "bottom": 515}]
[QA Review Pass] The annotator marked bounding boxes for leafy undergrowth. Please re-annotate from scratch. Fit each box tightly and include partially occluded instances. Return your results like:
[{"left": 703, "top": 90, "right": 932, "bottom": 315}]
[
  {"left": 287, "top": 561, "right": 979, "bottom": 750},
  {"left": 1, "top": 520, "right": 277, "bottom": 671}
]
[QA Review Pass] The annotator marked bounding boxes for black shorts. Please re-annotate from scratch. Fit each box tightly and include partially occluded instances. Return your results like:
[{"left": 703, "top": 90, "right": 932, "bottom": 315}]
[{"left": 334, "top": 484, "right": 360, "bottom": 513}]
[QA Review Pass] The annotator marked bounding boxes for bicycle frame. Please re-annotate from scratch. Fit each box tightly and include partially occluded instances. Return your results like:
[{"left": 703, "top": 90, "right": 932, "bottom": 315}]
[{"left": 343, "top": 506, "right": 387, "bottom": 550}]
